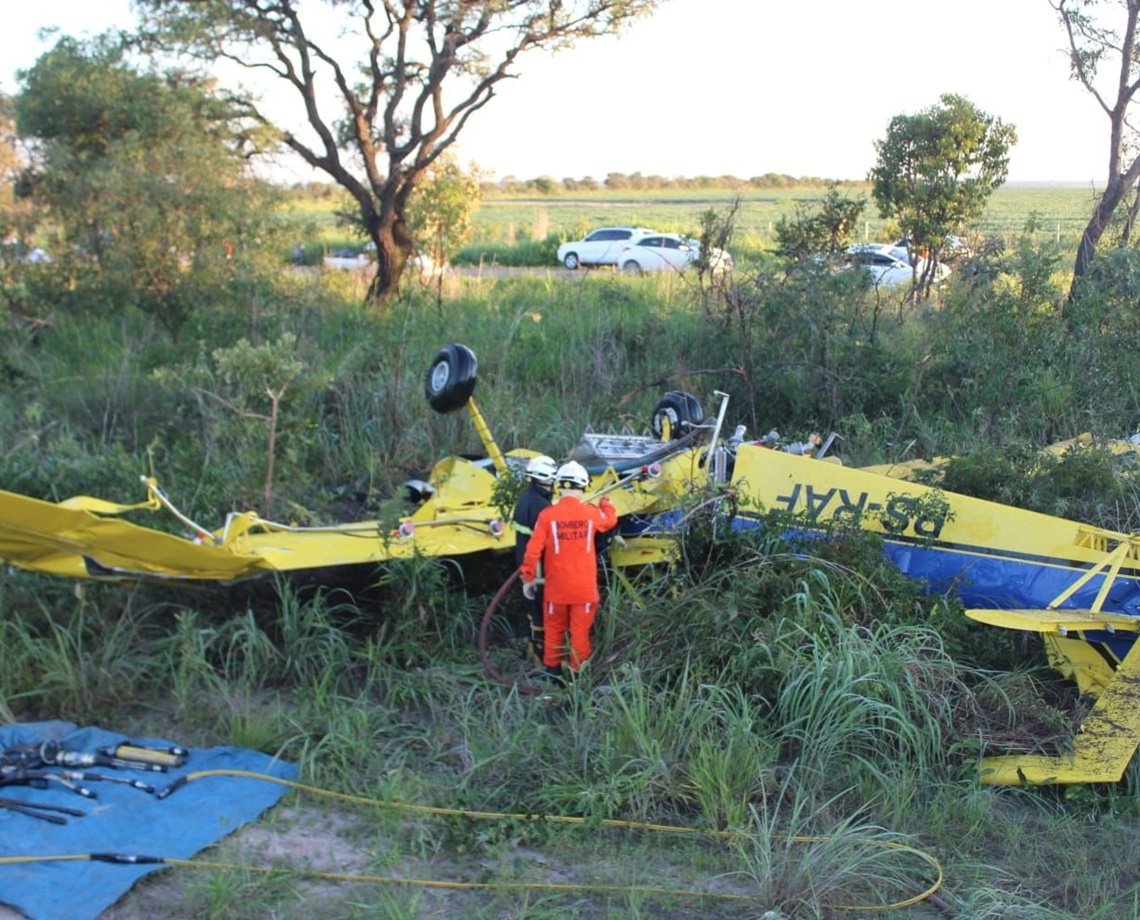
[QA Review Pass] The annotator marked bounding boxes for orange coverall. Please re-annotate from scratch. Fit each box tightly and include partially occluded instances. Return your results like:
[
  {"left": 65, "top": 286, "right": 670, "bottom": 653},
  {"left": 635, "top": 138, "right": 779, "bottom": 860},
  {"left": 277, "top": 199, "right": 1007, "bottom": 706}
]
[{"left": 520, "top": 494, "right": 617, "bottom": 671}]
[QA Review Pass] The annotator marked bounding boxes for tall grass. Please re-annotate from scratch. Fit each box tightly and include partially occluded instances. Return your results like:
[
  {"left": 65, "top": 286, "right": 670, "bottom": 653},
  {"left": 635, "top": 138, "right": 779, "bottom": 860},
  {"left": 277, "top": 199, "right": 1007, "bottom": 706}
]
[
  {"left": 0, "top": 599, "right": 157, "bottom": 723},
  {"left": 732, "top": 772, "right": 936, "bottom": 916},
  {"left": 2, "top": 546, "right": 1138, "bottom": 915}
]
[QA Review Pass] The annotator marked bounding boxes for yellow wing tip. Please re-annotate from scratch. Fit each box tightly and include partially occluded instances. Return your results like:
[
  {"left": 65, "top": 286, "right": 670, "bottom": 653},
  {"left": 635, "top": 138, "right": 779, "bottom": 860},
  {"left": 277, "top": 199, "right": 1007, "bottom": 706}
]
[
  {"left": 979, "top": 755, "right": 1124, "bottom": 785},
  {"left": 966, "top": 608, "right": 1140, "bottom": 633}
]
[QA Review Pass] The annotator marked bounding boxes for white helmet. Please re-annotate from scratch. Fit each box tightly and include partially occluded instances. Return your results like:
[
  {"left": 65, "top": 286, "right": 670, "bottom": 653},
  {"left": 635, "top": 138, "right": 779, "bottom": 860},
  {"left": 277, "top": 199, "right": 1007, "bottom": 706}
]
[
  {"left": 525, "top": 455, "right": 557, "bottom": 484},
  {"left": 555, "top": 460, "right": 589, "bottom": 490}
]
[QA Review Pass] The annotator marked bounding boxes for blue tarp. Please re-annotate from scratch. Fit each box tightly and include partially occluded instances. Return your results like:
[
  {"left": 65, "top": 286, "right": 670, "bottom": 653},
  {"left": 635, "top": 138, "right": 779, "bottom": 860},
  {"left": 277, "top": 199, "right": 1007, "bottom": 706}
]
[{"left": 0, "top": 721, "right": 296, "bottom": 920}]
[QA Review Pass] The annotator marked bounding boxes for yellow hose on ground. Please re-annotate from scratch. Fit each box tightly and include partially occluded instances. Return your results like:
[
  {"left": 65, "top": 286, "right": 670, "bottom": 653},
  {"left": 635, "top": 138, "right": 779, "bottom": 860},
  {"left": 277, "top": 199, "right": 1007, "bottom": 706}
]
[{"left": 0, "top": 769, "right": 947, "bottom": 912}]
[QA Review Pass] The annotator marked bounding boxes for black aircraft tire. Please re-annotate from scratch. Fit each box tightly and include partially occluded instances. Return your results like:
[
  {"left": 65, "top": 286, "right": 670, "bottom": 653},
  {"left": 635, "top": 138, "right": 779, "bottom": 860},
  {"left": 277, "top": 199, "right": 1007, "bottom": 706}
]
[
  {"left": 425, "top": 343, "right": 478, "bottom": 414},
  {"left": 651, "top": 391, "right": 704, "bottom": 439}
]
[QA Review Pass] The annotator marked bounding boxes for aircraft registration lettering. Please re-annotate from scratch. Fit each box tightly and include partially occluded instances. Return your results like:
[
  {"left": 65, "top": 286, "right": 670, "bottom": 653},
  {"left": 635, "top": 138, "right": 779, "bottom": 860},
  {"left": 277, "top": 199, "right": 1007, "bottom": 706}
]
[
  {"left": 880, "top": 495, "right": 946, "bottom": 538},
  {"left": 774, "top": 484, "right": 945, "bottom": 539}
]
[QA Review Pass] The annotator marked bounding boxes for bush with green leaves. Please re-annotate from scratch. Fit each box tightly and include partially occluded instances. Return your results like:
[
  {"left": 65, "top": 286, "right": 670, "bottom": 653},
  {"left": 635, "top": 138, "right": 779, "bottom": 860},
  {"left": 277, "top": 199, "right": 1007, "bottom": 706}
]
[
  {"left": 938, "top": 439, "right": 1140, "bottom": 532},
  {"left": 774, "top": 184, "right": 866, "bottom": 259}
]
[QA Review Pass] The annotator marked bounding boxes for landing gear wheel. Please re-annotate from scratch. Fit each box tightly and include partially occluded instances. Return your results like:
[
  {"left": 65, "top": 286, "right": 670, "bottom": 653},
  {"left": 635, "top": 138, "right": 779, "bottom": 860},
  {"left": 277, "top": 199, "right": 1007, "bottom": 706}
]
[
  {"left": 651, "top": 391, "right": 703, "bottom": 440},
  {"left": 425, "top": 343, "right": 478, "bottom": 414}
]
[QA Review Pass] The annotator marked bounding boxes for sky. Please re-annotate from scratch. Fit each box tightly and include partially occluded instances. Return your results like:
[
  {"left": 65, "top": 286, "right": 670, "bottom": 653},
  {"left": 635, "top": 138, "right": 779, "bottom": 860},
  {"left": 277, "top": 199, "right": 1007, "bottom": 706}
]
[{"left": 0, "top": 0, "right": 1111, "bottom": 185}]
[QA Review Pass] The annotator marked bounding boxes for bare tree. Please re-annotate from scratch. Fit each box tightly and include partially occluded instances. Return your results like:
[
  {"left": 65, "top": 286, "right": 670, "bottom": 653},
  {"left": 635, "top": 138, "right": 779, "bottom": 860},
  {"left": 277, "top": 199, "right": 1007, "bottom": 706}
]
[
  {"left": 133, "top": 0, "right": 661, "bottom": 305},
  {"left": 1054, "top": 0, "right": 1140, "bottom": 294}
]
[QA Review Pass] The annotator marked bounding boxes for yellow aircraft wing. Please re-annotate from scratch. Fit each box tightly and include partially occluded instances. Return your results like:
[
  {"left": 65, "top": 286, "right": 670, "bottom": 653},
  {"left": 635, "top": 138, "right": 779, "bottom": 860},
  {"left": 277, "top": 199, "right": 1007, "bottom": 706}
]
[
  {"left": 0, "top": 443, "right": 702, "bottom": 583},
  {"left": 965, "top": 608, "right": 1140, "bottom": 634},
  {"left": 0, "top": 488, "right": 273, "bottom": 582}
]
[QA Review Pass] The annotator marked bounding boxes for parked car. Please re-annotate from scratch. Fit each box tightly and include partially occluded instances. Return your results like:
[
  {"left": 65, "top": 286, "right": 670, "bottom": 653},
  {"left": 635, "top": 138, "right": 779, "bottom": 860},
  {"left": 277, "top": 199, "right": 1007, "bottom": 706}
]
[
  {"left": 323, "top": 248, "right": 370, "bottom": 270},
  {"left": 844, "top": 243, "right": 949, "bottom": 287},
  {"left": 358, "top": 242, "right": 444, "bottom": 281},
  {"left": 410, "top": 250, "right": 447, "bottom": 282},
  {"left": 893, "top": 235, "right": 973, "bottom": 263},
  {"left": 1, "top": 242, "right": 51, "bottom": 264},
  {"left": 943, "top": 235, "right": 973, "bottom": 260},
  {"left": 615, "top": 233, "right": 734, "bottom": 276},
  {"left": 556, "top": 227, "right": 655, "bottom": 270}
]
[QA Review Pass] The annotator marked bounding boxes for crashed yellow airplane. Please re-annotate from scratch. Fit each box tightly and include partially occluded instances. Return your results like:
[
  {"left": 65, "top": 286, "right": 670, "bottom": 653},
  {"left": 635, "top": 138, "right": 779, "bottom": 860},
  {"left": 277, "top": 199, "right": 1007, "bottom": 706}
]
[{"left": 4, "top": 343, "right": 1140, "bottom": 786}]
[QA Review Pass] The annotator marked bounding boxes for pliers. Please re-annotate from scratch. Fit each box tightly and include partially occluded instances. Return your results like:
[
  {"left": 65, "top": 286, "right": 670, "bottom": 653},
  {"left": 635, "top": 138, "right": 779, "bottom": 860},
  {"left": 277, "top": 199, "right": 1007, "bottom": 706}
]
[{"left": 0, "top": 795, "right": 86, "bottom": 825}]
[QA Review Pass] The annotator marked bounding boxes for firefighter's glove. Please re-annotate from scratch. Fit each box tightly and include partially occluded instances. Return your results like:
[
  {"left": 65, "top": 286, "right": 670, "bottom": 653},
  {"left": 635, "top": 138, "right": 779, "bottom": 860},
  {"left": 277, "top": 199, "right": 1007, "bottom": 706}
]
[{"left": 522, "top": 580, "right": 537, "bottom": 600}]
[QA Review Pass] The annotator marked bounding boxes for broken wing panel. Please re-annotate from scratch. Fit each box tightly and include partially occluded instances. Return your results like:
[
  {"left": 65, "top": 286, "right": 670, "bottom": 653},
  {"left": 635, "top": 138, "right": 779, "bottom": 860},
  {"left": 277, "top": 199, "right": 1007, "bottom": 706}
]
[{"left": 0, "top": 489, "right": 271, "bottom": 582}]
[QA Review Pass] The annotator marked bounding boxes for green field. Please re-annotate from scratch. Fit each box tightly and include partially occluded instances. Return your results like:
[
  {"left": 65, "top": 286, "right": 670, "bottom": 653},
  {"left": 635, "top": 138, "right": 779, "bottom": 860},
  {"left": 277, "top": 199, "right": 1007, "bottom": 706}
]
[
  {"left": 292, "top": 182, "right": 1104, "bottom": 262},
  {"left": 471, "top": 184, "right": 1102, "bottom": 250}
]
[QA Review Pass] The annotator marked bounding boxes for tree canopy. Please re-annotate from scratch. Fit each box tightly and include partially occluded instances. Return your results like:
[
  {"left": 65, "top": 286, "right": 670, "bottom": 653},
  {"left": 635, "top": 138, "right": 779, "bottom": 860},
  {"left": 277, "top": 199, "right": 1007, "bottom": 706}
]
[
  {"left": 16, "top": 38, "right": 280, "bottom": 339},
  {"left": 132, "top": 0, "right": 663, "bottom": 305},
  {"left": 0, "top": 94, "right": 16, "bottom": 197},
  {"left": 869, "top": 94, "right": 1015, "bottom": 295},
  {"left": 0, "top": 93, "right": 25, "bottom": 241}
]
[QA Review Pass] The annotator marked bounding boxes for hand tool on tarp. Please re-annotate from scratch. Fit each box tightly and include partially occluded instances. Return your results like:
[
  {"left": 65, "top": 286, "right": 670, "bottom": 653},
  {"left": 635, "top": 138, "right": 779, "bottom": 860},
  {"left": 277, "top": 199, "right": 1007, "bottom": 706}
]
[
  {"left": 0, "top": 795, "right": 86, "bottom": 824},
  {"left": 1, "top": 765, "right": 96, "bottom": 798},
  {"left": 1, "top": 740, "right": 172, "bottom": 773},
  {"left": 55, "top": 769, "right": 156, "bottom": 794},
  {"left": 98, "top": 741, "right": 188, "bottom": 769},
  {"left": 2, "top": 763, "right": 153, "bottom": 796}
]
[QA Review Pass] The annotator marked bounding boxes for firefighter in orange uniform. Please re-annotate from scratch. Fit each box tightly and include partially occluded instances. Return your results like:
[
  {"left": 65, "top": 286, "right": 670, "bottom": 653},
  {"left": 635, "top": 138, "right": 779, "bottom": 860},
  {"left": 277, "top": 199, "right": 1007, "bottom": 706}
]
[{"left": 520, "top": 461, "right": 618, "bottom": 681}]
